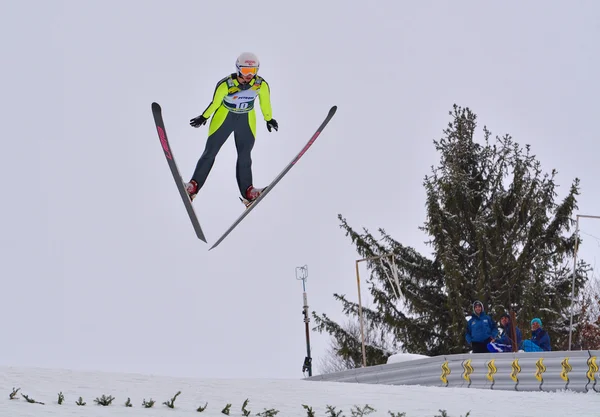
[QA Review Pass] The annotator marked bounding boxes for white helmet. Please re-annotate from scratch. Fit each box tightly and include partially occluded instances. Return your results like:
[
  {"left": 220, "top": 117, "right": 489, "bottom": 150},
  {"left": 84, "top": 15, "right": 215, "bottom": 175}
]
[{"left": 236, "top": 52, "right": 260, "bottom": 77}]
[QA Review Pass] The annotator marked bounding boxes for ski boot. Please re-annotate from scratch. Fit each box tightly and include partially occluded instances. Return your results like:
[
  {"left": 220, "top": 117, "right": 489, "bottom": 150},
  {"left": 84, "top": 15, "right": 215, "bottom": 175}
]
[
  {"left": 185, "top": 179, "right": 199, "bottom": 201},
  {"left": 240, "top": 185, "right": 266, "bottom": 208}
]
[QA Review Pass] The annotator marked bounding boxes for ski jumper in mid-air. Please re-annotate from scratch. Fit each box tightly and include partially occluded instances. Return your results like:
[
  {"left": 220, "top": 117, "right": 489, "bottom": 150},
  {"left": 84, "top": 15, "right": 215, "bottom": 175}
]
[{"left": 186, "top": 52, "right": 279, "bottom": 206}]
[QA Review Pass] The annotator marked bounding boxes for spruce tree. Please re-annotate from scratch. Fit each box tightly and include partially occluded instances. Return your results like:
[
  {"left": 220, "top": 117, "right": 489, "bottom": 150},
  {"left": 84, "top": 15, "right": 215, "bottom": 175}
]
[{"left": 313, "top": 105, "right": 590, "bottom": 367}]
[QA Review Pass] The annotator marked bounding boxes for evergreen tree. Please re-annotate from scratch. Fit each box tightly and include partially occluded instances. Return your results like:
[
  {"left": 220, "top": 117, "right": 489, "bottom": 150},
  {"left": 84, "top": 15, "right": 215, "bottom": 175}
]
[
  {"left": 573, "top": 278, "right": 600, "bottom": 349},
  {"left": 313, "top": 105, "right": 590, "bottom": 368}
]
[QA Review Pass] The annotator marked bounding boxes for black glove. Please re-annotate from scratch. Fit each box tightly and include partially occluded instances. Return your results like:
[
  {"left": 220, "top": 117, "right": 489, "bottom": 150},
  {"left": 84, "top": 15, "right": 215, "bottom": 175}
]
[
  {"left": 266, "top": 118, "right": 278, "bottom": 132},
  {"left": 190, "top": 115, "right": 208, "bottom": 128}
]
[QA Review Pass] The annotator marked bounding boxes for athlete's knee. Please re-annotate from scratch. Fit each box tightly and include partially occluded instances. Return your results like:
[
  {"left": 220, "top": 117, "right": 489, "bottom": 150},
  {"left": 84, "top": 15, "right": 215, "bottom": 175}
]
[{"left": 200, "top": 137, "right": 223, "bottom": 159}]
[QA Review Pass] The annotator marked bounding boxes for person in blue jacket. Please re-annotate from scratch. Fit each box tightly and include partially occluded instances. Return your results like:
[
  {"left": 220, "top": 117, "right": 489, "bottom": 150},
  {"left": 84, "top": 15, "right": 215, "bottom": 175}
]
[
  {"left": 521, "top": 318, "right": 551, "bottom": 352},
  {"left": 465, "top": 300, "right": 499, "bottom": 353},
  {"left": 487, "top": 313, "right": 522, "bottom": 352}
]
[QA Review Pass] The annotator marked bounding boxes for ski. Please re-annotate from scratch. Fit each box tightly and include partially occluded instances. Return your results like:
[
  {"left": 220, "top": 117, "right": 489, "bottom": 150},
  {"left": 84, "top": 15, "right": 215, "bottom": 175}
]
[
  {"left": 151, "top": 102, "right": 207, "bottom": 243},
  {"left": 209, "top": 105, "right": 337, "bottom": 250}
]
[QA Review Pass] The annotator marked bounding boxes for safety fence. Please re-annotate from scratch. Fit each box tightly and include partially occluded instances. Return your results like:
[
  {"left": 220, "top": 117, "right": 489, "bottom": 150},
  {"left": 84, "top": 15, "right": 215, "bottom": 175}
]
[{"left": 306, "top": 350, "right": 600, "bottom": 393}]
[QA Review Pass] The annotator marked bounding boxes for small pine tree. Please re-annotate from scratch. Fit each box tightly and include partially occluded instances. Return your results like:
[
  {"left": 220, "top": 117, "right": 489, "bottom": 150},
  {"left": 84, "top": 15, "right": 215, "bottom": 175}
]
[
  {"left": 257, "top": 409, "right": 280, "bottom": 417},
  {"left": 435, "top": 411, "right": 471, "bottom": 417},
  {"left": 197, "top": 402, "right": 208, "bottom": 412},
  {"left": 57, "top": 392, "right": 64, "bottom": 405},
  {"left": 351, "top": 404, "right": 375, "bottom": 416},
  {"left": 222, "top": 403, "right": 232, "bottom": 415},
  {"left": 21, "top": 393, "right": 44, "bottom": 405},
  {"left": 9, "top": 388, "right": 20, "bottom": 400},
  {"left": 142, "top": 398, "right": 155, "bottom": 408},
  {"left": 242, "top": 398, "right": 251, "bottom": 416},
  {"left": 326, "top": 405, "right": 345, "bottom": 417},
  {"left": 163, "top": 390, "right": 181, "bottom": 408},
  {"left": 94, "top": 394, "right": 114, "bottom": 406},
  {"left": 303, "top": 404, "right": 316, "bottom": 417},
  {"left": 76, "top": 396, "right": 86, "bottom": 406}
]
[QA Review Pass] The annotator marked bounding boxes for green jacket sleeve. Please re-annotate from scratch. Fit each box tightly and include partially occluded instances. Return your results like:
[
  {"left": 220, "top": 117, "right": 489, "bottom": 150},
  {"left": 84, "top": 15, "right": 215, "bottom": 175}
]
[
  {"left": 258, "top": 80, "right": 273, "bottom": 121},
  {"left": 201, "top": 81, "right": 228, "bottom": 118}
]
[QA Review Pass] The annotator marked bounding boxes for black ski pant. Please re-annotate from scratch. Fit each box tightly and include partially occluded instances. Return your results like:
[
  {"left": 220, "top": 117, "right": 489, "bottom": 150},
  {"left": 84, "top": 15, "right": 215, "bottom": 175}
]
[
  {"left": 192, "top": 110, "right": 255, "bottom": 197},
  {"left": 471, "top": 339, "right": 491, "bottom": 353}
]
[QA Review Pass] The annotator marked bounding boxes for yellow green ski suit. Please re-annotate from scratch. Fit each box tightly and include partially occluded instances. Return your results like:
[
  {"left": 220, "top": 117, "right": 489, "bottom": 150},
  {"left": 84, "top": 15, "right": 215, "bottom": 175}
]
[{"left": 191, "top": 73, "right": 274, "bottom": 197}]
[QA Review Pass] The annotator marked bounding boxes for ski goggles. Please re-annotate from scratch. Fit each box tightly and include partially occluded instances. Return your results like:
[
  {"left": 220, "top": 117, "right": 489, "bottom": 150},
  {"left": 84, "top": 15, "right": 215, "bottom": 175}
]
[{"left": 238, "top": 66, "right": 258, "bottom": 76}]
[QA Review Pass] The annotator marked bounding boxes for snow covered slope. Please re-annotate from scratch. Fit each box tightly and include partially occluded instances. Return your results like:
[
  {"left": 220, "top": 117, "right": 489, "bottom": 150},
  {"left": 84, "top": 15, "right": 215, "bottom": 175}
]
[{"left": 1, "top": 366, "right": 599, "bottom": 417}]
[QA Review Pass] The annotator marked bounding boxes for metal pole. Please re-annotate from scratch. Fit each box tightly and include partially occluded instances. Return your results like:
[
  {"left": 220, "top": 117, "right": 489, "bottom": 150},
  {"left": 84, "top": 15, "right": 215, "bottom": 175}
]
[
  {"left": 568, "top": 215, "right": 579, "bottom": 351},
  {"left": 510, "top": 309, "right": 518, "bottom": 353},
  {"left": 355, "top": 259, "right": 367, "bottom": 368},
  {"left": 296, "top": 265, "right": 312, "bottom": 376},
  {"left": 354, "top": 253, "right": 395, "bottom": 368},
  {"left": 568, "top": 214, "right": 600, "bottom": 351}
]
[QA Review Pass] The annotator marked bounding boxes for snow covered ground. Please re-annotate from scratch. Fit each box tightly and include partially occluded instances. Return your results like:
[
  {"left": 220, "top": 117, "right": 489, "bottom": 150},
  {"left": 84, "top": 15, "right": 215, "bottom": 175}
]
[
  {"left": 1, "top": 364, "right": 599, "bottom": 417},
  {"left": 387, "top": 352, "right": 430, "bottom": 364}
]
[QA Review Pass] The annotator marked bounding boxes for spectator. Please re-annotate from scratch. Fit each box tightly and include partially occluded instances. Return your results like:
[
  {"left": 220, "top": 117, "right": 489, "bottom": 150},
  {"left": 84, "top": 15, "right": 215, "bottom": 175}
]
[
  {"left": 521, "top": 318, "right": 552, "bottom": 352},
  {"left": 465, "top": 300, "right": 499, "bottom": 353},
  {"left": 487, "top": 313, "right": 522, "bottom": 352}
]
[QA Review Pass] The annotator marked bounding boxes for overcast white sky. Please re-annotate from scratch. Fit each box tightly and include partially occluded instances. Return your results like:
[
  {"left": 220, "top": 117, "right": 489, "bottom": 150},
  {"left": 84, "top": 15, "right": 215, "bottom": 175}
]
[{"left": 1, "top": 0, "right": 599, "bottom": 379}]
